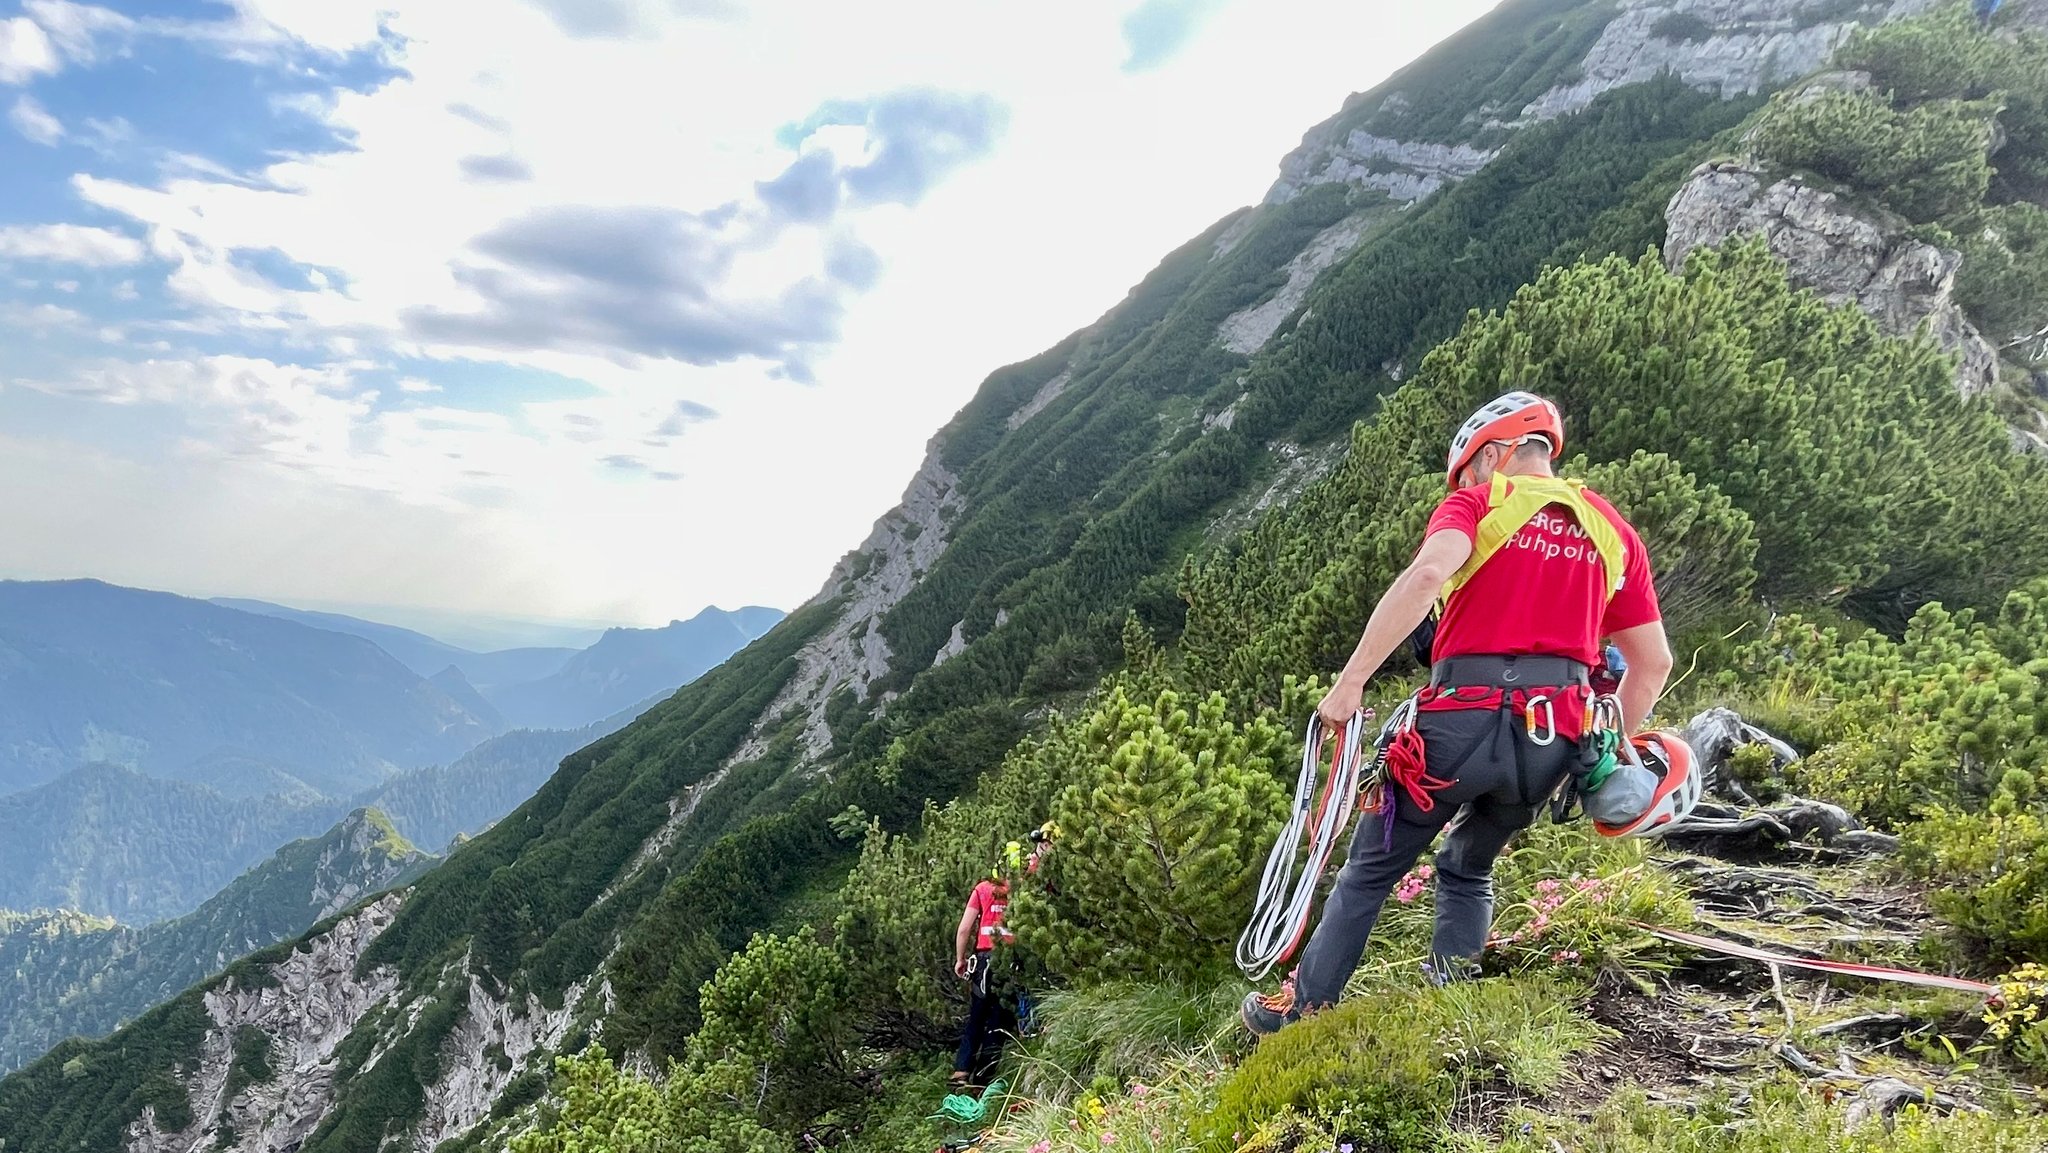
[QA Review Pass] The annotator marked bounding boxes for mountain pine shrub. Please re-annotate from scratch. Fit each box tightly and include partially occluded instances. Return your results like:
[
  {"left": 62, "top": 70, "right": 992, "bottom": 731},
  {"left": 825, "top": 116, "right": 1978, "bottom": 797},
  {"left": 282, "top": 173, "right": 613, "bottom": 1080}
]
[
  {"left": 1839, "top": 1, "right": 2048, "bottom": 191},
  {"left": 1902, "top": 772, "right": 2048, "bottom": 965},
  {"left": 692, "top": 932, "right": 855, "bottom": 1127},
  {"left": 1752, "top": 88, "right": 1995, "bottom": 221},
  {"left": 1016, "top": 686, "right": 1291, "bottom": 985},
  {"left": 510, "top": 1046, "right": 780, "bottom": 1153}
]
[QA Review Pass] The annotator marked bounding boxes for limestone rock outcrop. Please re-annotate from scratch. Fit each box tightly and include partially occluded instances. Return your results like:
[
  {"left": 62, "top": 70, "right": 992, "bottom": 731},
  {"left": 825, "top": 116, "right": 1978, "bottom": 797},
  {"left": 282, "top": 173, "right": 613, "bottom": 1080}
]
[{"left": 1664, "top": 161, "right": 1998, "bottom": 396}]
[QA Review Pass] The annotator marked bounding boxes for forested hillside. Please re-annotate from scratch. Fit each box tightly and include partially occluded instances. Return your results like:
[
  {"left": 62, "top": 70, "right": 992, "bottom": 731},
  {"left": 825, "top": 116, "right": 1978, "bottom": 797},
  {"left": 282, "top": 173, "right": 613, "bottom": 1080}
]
[
  {"left": 0, "top": 711, "right": 648, "bottom": 923},
  {"left": 0, "top": 766, "right": 344, "bottom": 924},
  {"left": 0, "top": 810, "right": 432, "bottom": 1075},
  {"left": 10, "top": 2, "right": 2048, "bottom": 1151}
]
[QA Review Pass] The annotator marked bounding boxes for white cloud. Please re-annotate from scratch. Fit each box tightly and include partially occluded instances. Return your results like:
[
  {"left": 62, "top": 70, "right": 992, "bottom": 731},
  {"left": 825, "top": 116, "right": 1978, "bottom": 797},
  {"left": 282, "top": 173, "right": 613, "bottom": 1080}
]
[
  {"left": 0, "top": 16, "right": 58, "bottom": 84},
  {"left": 0, "top": 300, "right": 86, "bottom": 329},
  {"left": 23, "top": 1, "right": 133, "bottom": 63},
  {"left": 0, "top": 0, "right": 1504, "bottom": 622},
  {"left": 8, "top": 92, "right": 60, "bottom": 144},
  {"left": 145, "top": 0, "right": 394, "bottom": 63},
  {"left": 0, "top": 223, "right": 145, "bottom": 266}
]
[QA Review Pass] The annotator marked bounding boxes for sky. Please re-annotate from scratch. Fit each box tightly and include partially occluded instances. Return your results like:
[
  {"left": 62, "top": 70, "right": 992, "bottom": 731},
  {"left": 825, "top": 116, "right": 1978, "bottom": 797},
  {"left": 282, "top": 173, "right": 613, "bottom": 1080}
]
[{"left": 0, "top": 0, "right": 1501, "bottom": 629}]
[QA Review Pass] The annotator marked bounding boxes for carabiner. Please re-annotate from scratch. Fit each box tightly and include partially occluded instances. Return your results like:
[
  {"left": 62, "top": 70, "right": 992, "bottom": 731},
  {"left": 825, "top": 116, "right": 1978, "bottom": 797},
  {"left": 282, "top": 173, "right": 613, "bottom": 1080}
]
[{"left": 1524, "top": 693, "right": 1557, "bottom": 746}]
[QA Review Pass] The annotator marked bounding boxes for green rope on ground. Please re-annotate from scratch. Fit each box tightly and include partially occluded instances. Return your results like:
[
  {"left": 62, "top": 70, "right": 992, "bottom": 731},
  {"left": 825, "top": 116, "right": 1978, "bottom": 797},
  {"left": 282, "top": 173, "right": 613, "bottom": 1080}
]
[{"left": 934, "top": 1078, "right": 1007, "bottom": 1126}]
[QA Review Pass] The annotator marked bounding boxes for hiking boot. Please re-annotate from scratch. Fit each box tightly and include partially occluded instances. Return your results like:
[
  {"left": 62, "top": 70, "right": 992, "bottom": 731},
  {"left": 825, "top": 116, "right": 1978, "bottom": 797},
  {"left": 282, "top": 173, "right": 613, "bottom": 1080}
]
[{"left": 1239, "top": 980, "right": 1301, "bottom": 1037}]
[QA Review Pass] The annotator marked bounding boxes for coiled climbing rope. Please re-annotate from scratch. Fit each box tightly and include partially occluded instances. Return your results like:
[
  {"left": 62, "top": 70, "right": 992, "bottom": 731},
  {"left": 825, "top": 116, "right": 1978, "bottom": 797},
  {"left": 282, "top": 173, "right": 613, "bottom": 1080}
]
[{"left": 1235, "top": 709, "right": 1373, "bottom": 980}]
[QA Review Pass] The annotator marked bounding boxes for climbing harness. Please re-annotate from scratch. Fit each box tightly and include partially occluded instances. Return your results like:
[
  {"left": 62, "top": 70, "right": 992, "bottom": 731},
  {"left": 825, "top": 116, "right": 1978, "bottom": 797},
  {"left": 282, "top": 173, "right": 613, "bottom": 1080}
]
[
  {"left": 1235, "top": 709, "right": 1375, "bottom": 979},
  {"left": 1439, "top": 471, "right": 1629, "bottom": 604},
  {"left": 1636, "top": 923, "right": 1999, "bottom": 996}
]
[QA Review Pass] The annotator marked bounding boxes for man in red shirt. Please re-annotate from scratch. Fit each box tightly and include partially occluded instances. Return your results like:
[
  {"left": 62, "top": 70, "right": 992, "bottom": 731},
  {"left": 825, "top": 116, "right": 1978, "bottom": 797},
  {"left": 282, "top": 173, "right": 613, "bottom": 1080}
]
[
  {"left": 951, "top": 858, "right": 1018, "bottom": 1084},
  {"left": 1243, "top": 391, "right": 1673, "bottom": 1035}
]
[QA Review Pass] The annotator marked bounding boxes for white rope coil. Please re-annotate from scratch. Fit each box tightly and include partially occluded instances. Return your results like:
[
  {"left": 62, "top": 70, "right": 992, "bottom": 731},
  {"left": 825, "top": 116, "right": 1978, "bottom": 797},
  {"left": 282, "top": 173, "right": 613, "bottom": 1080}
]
[{"left": 1235, "top": 709, "right": 1372, "bottom": 980}]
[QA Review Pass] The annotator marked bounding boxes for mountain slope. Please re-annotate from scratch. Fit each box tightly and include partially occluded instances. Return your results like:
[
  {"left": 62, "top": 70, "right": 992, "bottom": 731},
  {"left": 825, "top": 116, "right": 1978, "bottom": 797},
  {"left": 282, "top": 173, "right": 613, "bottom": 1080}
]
[
  {"left": 482, "top": 605, "right": 785, "bottom": 729},
  {"left": 0, "top": 809, "right": 433, "bottom": 1076},
  {"left": 0, "top": 580, "right": 501, "bottom": 797},
  {"left": 353, "top": 695, "right": 659, "bottom": 852},
  {"left": 8, "top": 1, "right": 2042, "bottom": 1150}
]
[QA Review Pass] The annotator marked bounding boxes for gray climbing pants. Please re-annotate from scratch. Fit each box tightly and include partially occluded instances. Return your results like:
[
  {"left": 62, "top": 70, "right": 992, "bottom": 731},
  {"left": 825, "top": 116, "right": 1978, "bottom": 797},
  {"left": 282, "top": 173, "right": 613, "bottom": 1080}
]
[{"left": 1293, "top": 702, "right": 1576, "bottom": 1009}]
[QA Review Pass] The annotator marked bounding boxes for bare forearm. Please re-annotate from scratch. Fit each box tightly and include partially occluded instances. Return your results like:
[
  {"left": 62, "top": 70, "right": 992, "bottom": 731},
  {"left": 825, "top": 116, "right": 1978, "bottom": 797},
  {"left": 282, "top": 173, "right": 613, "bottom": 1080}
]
[
  {"left": 1334, "top": 567, "right": 1443, "bottom": 694},
  {"left": 1609, "top": 622, "right": 1673, "bottom": 731},
  {"left": 955, "top": 922, "right": 974, "bottom": 965}
]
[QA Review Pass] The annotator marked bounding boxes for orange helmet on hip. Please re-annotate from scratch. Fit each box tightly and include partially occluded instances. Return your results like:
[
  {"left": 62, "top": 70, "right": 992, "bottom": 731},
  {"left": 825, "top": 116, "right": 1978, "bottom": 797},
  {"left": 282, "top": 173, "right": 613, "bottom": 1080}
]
[
  {"left": 1592, "top": 730, "right": 1702, "bottom": 839},
  {"left": 1446, "top": 391, "right": 1565, "bottom": 488}
]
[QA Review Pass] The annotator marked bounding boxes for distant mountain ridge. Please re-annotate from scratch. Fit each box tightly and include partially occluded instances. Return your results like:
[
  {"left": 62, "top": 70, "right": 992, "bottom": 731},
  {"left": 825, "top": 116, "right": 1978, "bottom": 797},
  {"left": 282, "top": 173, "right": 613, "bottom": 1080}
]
[
  {"left": 0, "top": 698, "right": 660, "bottom": 923},
  {"left": 0, "top": 808, "right": 433, "bottom": 1075},
  {"left": 209, "top": 598, "right": 579, "bottom": 693},
  {"left": 480, "top": 605, "right": 784, "bottom": 729},
  {"left": 213, "top": 596, "right": 783, "bottom": 730},
  {"left": 0, "top": 580, "right": 500, "bottom": 796}
]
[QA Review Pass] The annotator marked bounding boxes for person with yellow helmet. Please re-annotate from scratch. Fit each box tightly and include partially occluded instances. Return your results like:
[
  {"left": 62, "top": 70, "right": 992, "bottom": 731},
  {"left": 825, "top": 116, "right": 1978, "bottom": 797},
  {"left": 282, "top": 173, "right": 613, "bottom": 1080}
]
[{"left": 1243, "top": 391, "right": 1682, "bottom": 1036}]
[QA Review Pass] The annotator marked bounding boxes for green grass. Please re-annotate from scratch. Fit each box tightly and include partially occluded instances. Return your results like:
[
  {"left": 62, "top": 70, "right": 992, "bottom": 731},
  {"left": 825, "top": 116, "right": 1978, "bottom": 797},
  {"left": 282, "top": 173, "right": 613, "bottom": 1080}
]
[
  {"left": 1492, "top": 1079, "right": 2048, "bottom": 1152},
  {"left": 1207, "top": 975, "right": 1608, "bottom": 1152},
  {"left": 1014, "top": 981, "right": 1249, "bottom": 1103}
]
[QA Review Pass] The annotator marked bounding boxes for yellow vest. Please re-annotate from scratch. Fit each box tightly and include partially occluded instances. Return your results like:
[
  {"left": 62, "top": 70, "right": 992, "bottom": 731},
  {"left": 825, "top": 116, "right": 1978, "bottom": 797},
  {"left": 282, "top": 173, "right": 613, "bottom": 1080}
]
[{"left": 1440, "top": 472, "right": 1629, "bottom": 603}]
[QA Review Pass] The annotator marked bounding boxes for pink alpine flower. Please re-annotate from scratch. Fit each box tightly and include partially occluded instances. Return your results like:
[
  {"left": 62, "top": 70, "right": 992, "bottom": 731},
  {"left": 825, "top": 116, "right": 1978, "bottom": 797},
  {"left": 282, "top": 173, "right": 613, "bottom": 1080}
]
[{"left": 1393, "top": 863, "right": 1435, "bottom": 904}]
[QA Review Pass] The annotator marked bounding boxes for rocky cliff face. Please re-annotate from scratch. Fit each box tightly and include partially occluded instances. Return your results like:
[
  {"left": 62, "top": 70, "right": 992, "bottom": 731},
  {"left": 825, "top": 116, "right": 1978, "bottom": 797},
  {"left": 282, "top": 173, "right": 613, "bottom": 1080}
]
[
  {"left": 1266, "top": 0, "right": 1937, "bottom": 207},
  {"left": 306, "top": 811, "right": 428, "bottom": 922},
  {"left": 125, "top": 895, "right": 405, "bottom": 1153},
  {"left": 1520, "top": 0, "right": 1934, "bottom": 122},
  {"left": 729, "top": 439, "right": 961, "bottom": 766},
  {"left": 409, "top": 972, "right": 583, "bottom": 1151},
  {"left": 1664, "top": 159, "right": 2000, "bottom": 395},
  {"left": 1267, "top": 130, "right": 1497, "bottom": 207}
]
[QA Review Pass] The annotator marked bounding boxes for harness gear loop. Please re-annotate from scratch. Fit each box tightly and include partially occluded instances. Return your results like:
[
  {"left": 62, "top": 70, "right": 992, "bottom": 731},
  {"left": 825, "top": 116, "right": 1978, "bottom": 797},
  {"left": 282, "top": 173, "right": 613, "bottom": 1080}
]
[
  {"left": 1551, "top": 693, "right": 1625, "bottom": 823},
  {"left": 1439, "top": 472, "right": 1629, "bottom": 606},
  {"left": 1383, "top": 723, "right": 1453, "bottom": 814}
]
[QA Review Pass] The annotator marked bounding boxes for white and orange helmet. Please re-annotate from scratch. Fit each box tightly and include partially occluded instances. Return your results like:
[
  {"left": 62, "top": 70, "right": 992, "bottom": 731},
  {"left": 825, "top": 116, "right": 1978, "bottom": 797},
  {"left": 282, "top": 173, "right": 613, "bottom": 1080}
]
[
  {"left": 1446, "top": 391, "right": 1565, "bottom": 488},
  {"left": 1593, "top": 730, "right": 1702, "bottom": 839}
]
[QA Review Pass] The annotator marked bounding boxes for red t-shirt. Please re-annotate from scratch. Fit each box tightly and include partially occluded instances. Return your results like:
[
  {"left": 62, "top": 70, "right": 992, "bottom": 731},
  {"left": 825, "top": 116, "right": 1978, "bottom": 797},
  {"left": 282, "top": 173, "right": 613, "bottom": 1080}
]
[
  {"left": 967, "top": 880, "right": 1014, "bottom": 951},
  {"left": 1425, "top": 485, "right": 1660, "bottom": 668}
]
